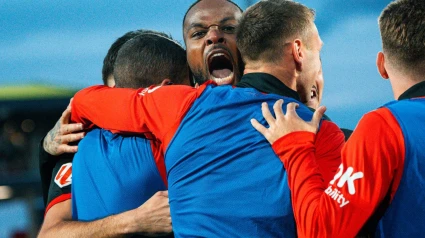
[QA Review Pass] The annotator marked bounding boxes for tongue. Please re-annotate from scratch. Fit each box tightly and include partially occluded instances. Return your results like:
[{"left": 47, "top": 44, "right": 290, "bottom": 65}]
[{"left": 211, "top": 69, "right": 232, "bottom": 78}]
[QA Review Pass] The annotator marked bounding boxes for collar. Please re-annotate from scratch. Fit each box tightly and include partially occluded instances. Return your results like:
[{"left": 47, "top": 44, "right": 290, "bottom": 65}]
[
  {"left": 236, "top": 73, "right": 300, "bottom": 101},
  {"left": 398, "top": 81, "right": 425, "bottom": 100}
]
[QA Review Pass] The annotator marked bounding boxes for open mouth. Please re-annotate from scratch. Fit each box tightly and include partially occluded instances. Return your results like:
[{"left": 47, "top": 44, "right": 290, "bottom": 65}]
[
  {"left": 310, "top": 86, "right": 318, "bottom": 100},
  {"left": 207, "top": 51, "right": 234, "bottom": 85},
  {"left": 305, "top": 85, "right": 319, "bottom": 109}
]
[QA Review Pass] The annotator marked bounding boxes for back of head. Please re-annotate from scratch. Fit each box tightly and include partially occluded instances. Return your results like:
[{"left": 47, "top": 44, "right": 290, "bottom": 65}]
[
  {"left": 101, "top": 29, "right": 170, "bottom": 86},
  {"left": 236, "top": 0, "right": 315, "bottom": 64},
  {"left": 379, "top": 0, "right": 425, "bottom": 77},
  {"left": 114, "top": 32, "right": 189, "bottom": 88}
]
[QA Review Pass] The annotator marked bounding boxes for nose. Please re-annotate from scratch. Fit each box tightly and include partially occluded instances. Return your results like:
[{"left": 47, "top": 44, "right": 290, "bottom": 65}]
[{"left": 205, "top": 27, "right": 225, "bottom": 46}]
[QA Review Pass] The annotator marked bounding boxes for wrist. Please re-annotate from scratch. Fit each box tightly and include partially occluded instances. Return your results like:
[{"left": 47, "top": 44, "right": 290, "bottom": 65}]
[{"left": 119, "top": 207, "right": 147, "bottom": 234}]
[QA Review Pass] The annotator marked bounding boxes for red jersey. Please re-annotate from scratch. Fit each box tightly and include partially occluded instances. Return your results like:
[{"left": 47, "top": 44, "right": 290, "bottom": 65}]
[
  {"left": 70, "top": 73, "right": 345, "bottom": 236},
  {"left": 273, "top": 80, "right": 425, "bottom": 237},
  {"left": 273, "top": 108, "right": 404, "bottom": 237}
]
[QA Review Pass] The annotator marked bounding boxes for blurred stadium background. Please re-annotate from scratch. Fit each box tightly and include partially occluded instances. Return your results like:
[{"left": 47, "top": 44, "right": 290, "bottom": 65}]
[{"left": 0, "top": 0, "right": 391, "bottom": 237}]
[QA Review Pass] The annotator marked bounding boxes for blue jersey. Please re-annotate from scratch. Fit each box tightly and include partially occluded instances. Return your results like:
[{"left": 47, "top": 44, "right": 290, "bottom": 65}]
[
  {"left": 72, "top": 128, "right": 166, "bottom": 221},
  {"left": 376, "top": 98, "right": 425, "bottom": 237},
  {"left": 71, "top": 73, "right": 344, "bottom": 237},
  {"left": 165, "top": 85, "right": 311, "bottom": 237}
]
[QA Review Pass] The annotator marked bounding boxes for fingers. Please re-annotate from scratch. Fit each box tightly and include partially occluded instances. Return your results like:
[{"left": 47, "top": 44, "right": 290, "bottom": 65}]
[
  {"left": 59, "top": 123, "right": 83, "bottom": 135},
  {"left": 250, "top": 118, "right": 268, "bottom": 136},
  {"left": 286, "top": 102, "right": 299, "bottom": 116},
  {"left": 311, "top": 105, "right": 327, "bottom": 126},
  {"left": 60, "top": 107, "right": 72, "bottom": 125},
  {"left": 60, "top": 132, "right": 85, "bottom": 143},
  {"left": 261, "top": 102, "right": 275, "bottom": 126},
  {"left": 69, "top": 98, "right": 73, "bottom": 110},
  {"left": 272, "top": 99, "right": 284, "bottom": 119},
  {"left": 59, "top": 145, "right": 78, "bottom": 154}
]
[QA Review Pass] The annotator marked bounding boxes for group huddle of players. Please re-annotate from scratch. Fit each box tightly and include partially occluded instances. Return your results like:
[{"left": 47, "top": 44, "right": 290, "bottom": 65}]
[{"left": 38, "top": 0, "right": 425, "bottom": 237}]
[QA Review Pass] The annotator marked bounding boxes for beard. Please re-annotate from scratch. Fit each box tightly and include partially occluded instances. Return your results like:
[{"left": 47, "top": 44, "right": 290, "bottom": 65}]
[{"left": 191, "top": 68, "right": 209, "bottom": 86}]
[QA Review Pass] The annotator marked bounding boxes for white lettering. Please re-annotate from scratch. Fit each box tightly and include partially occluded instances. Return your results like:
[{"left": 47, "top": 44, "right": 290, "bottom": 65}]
[
  {"left": 336, "top": 167, "right": 364, "bottom": 195},
  {"left": 330, "top": 164, "right": 344, "bottom": 185},
  {"left": 330, "top": 164, "right": 364, "bottom": 195},
  {"left": 340, "top": 199, "right": 349, "bottom": 208},
  {"left": 138, "top": 86, "right": 162, "bottom": 96},
  {"left": 324, "top": 186, "right": 350, "bottom": 208}
]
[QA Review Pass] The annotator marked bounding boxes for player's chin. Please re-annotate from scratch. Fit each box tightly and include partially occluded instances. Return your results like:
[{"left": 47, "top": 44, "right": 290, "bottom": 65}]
[
  {"left": 305, "top": 97, "right": 319, "bottom": 109},
  {"left": 210, "top": 71, "right": 235, "bottom": 85}
]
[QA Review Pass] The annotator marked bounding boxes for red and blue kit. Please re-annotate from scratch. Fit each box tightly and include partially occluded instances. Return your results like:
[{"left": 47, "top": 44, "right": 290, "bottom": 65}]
[
  {"left": 71, "top": 73, "right": 345, "bottom": 237},
  {"left": 71, "top": 128, "right": 168, "bottom": 222},
  {"left": 274, "top": 81, "right": 425, "bottom": 237}
]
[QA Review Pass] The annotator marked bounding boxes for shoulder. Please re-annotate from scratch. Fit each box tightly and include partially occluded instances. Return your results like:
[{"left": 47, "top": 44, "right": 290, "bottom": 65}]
[{"left": 45, "top": 157, "right": 73, "bottom": 214}]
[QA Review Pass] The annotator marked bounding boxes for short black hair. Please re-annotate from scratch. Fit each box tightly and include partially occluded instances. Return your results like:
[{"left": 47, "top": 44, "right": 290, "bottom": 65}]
[
  {"left": 114, "top": 32, "right": 189, "bottom": 88},
  {"left": 101, "top": 30, "right": 169, "bottom": 85},
  {"left": 379, "top": 0, "right": 425, "bottom": 76},
  {"left": 237, "top": 0, "right": 315, "bottom": 63},
  {"left": 182, "top": 0, "right": 243, "bottom": 30}
]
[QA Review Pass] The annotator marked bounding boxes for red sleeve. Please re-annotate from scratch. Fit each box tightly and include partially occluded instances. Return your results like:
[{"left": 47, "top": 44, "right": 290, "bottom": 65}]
[
  {"left": 71, "top": 84, "right": 206, "bottom": 147},
  {"left": 272, "top": 108, "right": 405, "bottom": 237},
  {"left": 45, "top": 193, "right": 71, "bottom": 216},
  {"left": 314, "top": 120, "right": 345, "bottom": 184}
]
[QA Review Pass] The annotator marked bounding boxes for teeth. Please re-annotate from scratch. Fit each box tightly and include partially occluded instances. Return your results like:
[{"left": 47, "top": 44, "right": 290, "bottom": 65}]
[
  {"left": 211, "top": 72, "right": 234, "bottom": 85},
  {"left": 212, "top": 53, "right": 225, "bottom": 57}
]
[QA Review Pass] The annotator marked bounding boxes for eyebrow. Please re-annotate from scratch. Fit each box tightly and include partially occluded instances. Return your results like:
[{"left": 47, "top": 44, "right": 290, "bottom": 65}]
[
  {"left": 220, "top": 16, "right": 236, "bottom": 24},
  {"left": 187, "top": 23, "right": 207, "bottom": 33},
  {"left": 186, "top": 16, "right": 237, "bottom": 34}
]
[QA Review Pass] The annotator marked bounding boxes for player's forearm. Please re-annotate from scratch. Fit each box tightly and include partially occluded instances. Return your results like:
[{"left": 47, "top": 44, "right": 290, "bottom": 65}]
[
  {"left": 313, "top": 121, "right": 345, "bottom": 184},
  {"left": 38, "top": 210, "right": 139, "bottom": 238},
  {"left": 272, "top": 132, "right": 328, "bottom": 237},
  {"left": 272, "top": 132, "right": 367, "bottom": 237}
]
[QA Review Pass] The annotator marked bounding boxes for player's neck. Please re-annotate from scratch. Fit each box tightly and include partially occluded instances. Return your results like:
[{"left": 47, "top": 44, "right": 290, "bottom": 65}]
[
  {"left": 244, "top": 62, "right": 296, "bottom": 91},
  {"left": 390, "top": 71, "right": 423, "bottom": 100}
]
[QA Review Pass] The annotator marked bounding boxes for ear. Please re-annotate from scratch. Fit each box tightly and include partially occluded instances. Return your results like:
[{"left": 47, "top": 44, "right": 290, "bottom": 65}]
[
  {"left": 376, "top": 52, "right": 389, "bottom": 79},
  {"left": 292, "top": 39, "right": 303, "bottom": 71},
  {"left": 160, "top": 79, "right": 172, "bottom": 86}
]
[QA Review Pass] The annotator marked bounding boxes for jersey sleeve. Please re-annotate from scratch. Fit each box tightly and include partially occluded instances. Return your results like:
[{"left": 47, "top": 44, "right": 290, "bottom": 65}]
[
  {"left": 272, "top": 108, "right": 405, "bottom": 237},
  {"left": 71, "top": 84, "right": 204, "bottom": 144},
  {"left": 314, "top": 120, "right": 345, "bottom": 184},
  {"left": 45, "top": 157, "right": 73, "bottom": 216},
  {"left": 39, "top": 138, "right": 75, "bottom": 207}
]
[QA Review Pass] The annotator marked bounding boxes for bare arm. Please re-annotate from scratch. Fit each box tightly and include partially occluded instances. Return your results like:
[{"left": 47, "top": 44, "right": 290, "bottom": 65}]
[{"left": 38, "top": 191, "right": 172, "bottom": 238}]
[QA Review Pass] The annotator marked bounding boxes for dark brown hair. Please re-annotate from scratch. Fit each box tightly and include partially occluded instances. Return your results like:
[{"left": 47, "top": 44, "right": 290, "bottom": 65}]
[
  {"left": 379, "top": 0, "right": 425, "bottom": 74},
  {"left": 114, "top": 32, "right": 188, "bottom": 88},
  {"left": 236, "top": 0, "right": 315, "bottom": 63}
]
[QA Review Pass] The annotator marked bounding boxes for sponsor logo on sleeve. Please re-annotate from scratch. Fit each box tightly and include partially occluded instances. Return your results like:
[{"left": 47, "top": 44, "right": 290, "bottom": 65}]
[
  {"left": 54, "top": 163, "right": 72, "bottom": 188},
  {"left": 325, "top": 164, "right": 364, "bottom": 208},
  {"left": 139, "top": 85, "right": 162, "bottom": 96}
]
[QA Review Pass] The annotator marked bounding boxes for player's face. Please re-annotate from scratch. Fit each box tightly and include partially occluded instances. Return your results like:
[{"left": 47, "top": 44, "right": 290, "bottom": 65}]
[
  {"left": 297, "top": 23, "right": 324, "bottom": 108},
  {"left": 183, "top": 0, "right": 242, "bottom": 85},
  {"left": 305, "top": 62, "right": 324, "bottom": 109}
]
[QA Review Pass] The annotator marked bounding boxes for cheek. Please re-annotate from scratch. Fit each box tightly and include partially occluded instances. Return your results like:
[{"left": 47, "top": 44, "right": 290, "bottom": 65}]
[
  {"left": 228, "top": 39, "right": 238, "bottom": 52},
  {"left": 187, "top": 46, "right": 203, "bottom": 67}
]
